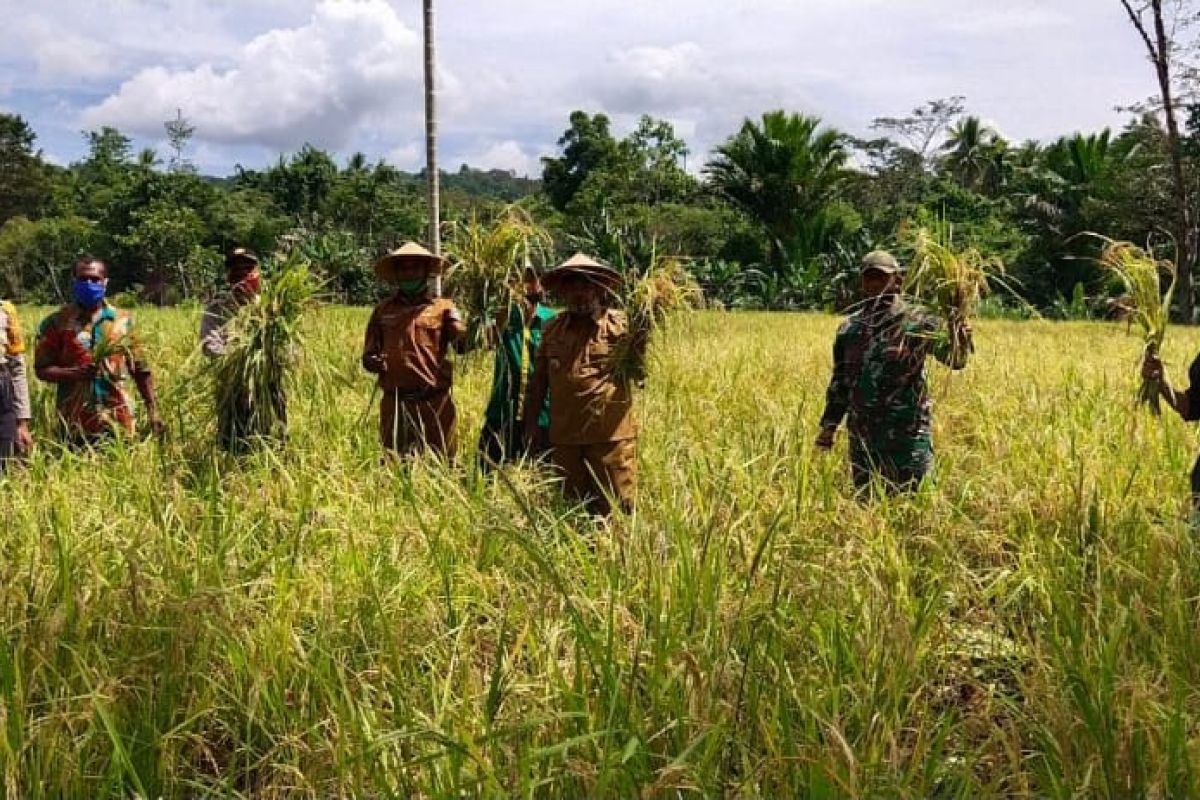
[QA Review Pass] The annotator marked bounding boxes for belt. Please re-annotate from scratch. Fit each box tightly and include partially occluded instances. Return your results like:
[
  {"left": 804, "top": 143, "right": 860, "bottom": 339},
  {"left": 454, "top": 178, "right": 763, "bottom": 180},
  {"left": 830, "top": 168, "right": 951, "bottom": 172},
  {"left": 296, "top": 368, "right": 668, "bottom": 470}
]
[{"left": 386, "top": 386, "right": 449, "bottom": 403}]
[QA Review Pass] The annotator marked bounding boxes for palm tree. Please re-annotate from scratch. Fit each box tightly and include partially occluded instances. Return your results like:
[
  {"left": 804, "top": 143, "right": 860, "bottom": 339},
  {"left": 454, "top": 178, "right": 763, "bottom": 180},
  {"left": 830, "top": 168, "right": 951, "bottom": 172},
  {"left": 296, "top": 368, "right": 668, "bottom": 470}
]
[
  {"left": 423, "top": 0, "right": 440, "bottom": 271},
  {"left": 704, "top": 111, "right": 850, "bottom": 272},
  {"left": 941, "top": 116, "right": 1008, "bottom": 193}
]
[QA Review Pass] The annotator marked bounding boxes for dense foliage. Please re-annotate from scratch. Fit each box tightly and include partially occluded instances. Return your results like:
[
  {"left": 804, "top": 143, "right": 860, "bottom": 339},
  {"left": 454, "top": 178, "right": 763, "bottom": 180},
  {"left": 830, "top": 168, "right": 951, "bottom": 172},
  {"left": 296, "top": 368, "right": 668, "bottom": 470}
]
[{"left": 3, "top": 100, "right": 1200, "bottom": 316}]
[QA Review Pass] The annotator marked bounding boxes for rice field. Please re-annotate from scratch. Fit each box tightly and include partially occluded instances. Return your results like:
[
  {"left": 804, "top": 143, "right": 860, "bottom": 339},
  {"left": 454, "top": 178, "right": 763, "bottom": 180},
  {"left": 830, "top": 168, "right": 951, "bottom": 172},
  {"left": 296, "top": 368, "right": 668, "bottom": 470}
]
[{"left": 4, "top": 306, "right": 1200, "bottom": 798}]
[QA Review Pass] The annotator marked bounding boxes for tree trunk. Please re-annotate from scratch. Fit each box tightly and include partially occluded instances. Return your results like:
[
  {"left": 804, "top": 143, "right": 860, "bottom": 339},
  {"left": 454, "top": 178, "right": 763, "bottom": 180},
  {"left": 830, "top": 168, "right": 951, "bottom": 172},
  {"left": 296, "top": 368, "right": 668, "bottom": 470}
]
[
  {"left": 423, "top": 0, "right": 442, "bottom": 294},
  {"left": 1151, "top": 2, "right": 1195, "bottom": 320},
  {"left": 1122, "top": 0, "right": 1195, "bottom": 320}
]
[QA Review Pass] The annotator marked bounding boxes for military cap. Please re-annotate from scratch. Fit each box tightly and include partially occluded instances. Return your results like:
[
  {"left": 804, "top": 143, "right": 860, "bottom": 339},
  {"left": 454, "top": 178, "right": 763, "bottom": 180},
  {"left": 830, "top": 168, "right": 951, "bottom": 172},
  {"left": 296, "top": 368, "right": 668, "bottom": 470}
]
[{"left": 861, "top": 250, "right": 902, "bottom": 275}]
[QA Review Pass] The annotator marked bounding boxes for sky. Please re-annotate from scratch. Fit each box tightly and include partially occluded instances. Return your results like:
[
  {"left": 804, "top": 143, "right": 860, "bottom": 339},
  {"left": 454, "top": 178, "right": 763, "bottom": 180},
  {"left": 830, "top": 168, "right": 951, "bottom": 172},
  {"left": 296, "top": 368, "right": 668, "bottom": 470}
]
[{"left": 0, "top": 0, "right": 1164, "bottom": 177}]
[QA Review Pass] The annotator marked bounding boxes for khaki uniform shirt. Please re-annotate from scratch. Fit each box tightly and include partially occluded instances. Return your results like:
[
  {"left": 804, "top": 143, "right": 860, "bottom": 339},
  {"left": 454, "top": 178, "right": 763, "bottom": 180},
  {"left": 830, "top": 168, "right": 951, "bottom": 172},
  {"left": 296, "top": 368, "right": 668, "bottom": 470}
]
[
  {"left": 363, "top": 295, "right": 463, "bottom": 395},
  {"left": 534, "top": 308, "right": 637, "bottom": 445}
]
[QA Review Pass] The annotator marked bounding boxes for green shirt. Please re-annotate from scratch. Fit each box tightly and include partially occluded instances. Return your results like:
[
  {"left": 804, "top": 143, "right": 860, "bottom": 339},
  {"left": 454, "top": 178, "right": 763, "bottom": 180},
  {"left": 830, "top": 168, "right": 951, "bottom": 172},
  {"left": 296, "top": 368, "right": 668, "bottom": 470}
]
[{"left": 485, "top": 301, "right": 556, "bottom": 428}]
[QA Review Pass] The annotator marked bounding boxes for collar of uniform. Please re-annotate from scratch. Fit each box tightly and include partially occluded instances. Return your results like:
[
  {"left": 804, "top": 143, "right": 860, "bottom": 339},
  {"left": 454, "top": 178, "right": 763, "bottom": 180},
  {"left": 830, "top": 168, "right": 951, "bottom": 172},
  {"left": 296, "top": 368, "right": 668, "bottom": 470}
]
[{"left": 392, "top": 292, "right": 432, "bottom": 307}]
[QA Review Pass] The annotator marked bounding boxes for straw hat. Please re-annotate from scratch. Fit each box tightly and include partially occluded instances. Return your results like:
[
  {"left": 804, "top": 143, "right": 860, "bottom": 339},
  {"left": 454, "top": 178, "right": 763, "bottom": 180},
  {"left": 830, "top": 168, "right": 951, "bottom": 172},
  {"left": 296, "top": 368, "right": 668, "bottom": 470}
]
[
  {"left": 541, "top": 253, "right": 623, "bottom": 295},
  {"left": 373, "top": 241, "right": 448, "bottom": 282}
]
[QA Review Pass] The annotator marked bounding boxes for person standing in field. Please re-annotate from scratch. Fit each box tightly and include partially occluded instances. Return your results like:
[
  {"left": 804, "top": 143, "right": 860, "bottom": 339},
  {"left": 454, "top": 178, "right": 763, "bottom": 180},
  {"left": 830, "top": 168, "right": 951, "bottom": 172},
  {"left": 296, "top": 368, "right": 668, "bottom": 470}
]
[
  {"left": 525, "top": 254, "right": 643, "bottom": 516},
  {"left": 478, "top": 266, "right": 556, "bottom": 470},
  {"left": 1141, "top": 351, "right": 1200, "bottom": 521},
  {"left": 199, "top": 248, "right": 284, "bottom": 452},
  {"left": 815, "top": 250, "right": 970, "bottom": 494},
  {"left": 34, "top": 256, "right": 164, "bottom": 444},
  {"left": 362, "top": 242, "right": 467, "bottom": 459},
  {"left": 0, "top": 298, "right": 34, "bottom": 467}
]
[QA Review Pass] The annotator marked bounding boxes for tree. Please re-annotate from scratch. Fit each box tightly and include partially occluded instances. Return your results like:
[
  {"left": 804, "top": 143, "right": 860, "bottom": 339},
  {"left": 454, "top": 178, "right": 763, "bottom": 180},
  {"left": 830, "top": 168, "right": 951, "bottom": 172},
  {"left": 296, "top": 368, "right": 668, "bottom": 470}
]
[
  {"left": 164, "top": 109, "right": 196, "bottom": 174},
  {"left": 0, "top": 114, "right": 51, "bottom": 225},
  {"left": 704, "top": 110, "right": 852, "bottom": 271},
  {"left": 871, "top": 96, "right": 966, "bottom": 167},
  {"left": 941, "top": 116, "right": 1009, "bottom": 194},
  {"left": 1120, "top": 0, "right": 1197, "bottom": 318},
  {"left": 423, "top": 0, "right": 441, "bottom": 259},
  {"left": 541, "top": 111, "right": 621, "bottom": 212}
]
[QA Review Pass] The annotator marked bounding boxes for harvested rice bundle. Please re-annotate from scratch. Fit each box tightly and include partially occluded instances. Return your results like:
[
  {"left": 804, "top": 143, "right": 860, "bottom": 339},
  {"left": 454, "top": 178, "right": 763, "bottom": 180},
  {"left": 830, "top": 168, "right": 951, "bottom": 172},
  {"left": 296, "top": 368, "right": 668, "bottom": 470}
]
[
  {"left": 209, "top": 251, "right": 319, "bottom": 442},
  {"left": 1098, "top": 239, "right": 1175, "bottom": 414},
  {"left": 905, "top": 227, "right": 1004, "bottom": 364},
  {"left": 614, "top": 256, "right": 702, "bottom": 383}
]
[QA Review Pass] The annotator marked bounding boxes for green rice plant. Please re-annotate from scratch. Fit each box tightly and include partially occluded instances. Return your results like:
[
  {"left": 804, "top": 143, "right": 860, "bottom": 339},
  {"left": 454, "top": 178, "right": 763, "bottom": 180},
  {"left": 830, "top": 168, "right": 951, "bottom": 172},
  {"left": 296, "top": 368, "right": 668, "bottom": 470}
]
[
  {"left": 1096, "top": 239, "right": 1175, "bottom": 414},
  {"left": 904, "top": 226, "right": 1005, "bottom": 365},
  {"left": 444, "top": 206, "right": 555, "bottom": 350},
  {"left": 207, "top": 250, "right": 319, "bottom": 445}
]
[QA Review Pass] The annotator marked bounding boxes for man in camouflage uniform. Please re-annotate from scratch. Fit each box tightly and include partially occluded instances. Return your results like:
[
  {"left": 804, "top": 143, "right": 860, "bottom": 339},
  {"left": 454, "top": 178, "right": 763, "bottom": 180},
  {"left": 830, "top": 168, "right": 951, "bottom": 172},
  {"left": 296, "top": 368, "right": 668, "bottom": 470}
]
[
  {"left": 1141, "top": 350, "right": 1200, "bottom": 523},
  {"left": 816, "top": 250, "right": 970, "bottom": 494},
  {"left": 362, "top": 242, "right": 467, "bottom": 459},
  {"left": 525, "top": 254, "right": 643, "bottom": 516},
  {"left": 0, "top": 298, "right": 34, "bottom": 468}
]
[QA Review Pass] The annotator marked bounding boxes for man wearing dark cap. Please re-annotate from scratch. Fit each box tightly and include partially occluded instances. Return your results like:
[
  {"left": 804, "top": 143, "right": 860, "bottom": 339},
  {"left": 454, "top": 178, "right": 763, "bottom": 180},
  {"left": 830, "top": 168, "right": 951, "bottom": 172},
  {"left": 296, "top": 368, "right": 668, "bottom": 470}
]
[
  {"left": 816, "top": 250, "right": 970, "bottom": 494},
  {"left": 478, "top": 266, "right": 556, "bottom": 470},
  {"left": 362, "top": 242, "right": 467, "bottom": 459},
  {"left": 525, "top": 253, "right": 643, "bottom": 516},
  {"left": 200, "top": 248, "right": 281, "bottom": 452}
]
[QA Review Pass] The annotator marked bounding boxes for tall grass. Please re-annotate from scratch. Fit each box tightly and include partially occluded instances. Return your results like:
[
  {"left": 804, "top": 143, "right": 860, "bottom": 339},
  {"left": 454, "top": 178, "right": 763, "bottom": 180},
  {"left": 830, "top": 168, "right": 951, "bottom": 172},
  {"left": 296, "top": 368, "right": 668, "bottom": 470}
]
[{"left": 3, "top": 306, "right": 1200, "bottom": 797}]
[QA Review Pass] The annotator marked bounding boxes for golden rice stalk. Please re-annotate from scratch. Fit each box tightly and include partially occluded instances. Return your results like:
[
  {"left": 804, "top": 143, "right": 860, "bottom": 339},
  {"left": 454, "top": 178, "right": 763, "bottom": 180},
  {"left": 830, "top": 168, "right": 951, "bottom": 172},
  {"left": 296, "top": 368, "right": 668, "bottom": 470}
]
[
  {"left": 613, "top": 256, "right": 703, "bottom": 383},
  {"left": 1097, "top": 239, "right": 1175, "bottom": 414},
  {"left": 904, "top": 227, "right": 1004, "bottom": 365},
  {"left": 444, "top": 205, "right": 555, "bottom": 350}
]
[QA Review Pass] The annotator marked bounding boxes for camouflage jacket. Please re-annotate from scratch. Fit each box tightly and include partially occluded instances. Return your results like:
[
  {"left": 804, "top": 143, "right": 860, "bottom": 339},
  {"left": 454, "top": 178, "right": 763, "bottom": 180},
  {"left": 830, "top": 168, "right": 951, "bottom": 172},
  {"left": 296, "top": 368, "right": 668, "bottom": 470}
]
[{"left": 819, "top": 298, "right": 967, "bottom": 453}]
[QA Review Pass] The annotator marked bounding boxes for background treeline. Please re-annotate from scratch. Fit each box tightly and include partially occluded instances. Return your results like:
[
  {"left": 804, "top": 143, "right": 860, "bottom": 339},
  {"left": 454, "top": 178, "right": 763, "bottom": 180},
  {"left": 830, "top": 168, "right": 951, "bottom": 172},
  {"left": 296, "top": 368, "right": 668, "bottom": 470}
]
[{"left": 0, "top": 98, "right": 1193, "bottom": 316}]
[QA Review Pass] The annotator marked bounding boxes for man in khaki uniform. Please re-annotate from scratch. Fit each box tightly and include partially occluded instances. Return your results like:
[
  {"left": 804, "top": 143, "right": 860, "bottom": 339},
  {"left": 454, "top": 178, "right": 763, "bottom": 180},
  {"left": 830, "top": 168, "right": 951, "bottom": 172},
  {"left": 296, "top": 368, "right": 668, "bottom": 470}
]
[
  {"left": 525, "top": 254, "right": 643, "bottom": 516},
  {"left": 362, "top": 242, "right": 467, "bottom": 458}
]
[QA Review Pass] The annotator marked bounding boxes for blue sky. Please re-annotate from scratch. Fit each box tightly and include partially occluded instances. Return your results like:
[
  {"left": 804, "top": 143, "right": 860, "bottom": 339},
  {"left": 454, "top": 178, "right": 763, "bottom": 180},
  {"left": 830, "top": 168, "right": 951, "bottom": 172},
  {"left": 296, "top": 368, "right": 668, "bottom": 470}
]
[{"left": 0, "top": 0, "right": 1163, "bottom": 177}]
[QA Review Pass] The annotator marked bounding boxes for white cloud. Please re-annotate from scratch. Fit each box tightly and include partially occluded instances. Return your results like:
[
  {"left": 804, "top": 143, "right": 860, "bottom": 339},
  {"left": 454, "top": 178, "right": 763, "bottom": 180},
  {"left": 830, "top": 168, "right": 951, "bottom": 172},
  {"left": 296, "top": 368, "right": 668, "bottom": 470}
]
[
  {"left": 1, "top": 0, "right": 1164, "bottom": 174},
  {"left": 80, "top": 0, "right": 429, "bottom": 151},
  {"left": 387, "top": 142, "right": 423, "bottom": 171}
]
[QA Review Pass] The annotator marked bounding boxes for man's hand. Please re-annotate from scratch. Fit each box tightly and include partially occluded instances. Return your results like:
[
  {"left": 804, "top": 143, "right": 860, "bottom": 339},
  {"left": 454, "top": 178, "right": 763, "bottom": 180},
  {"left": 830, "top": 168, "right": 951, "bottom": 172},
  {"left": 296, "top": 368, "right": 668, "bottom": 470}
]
[
  {"left": 814, "top": 426, "right": 836, "bottom": 451},
  {"left": 362, "top": 353, "right": 387, "bottom": 375},
  {"left": 1143, "top": 351, "right": 1166, "bottom": 383},
  {"left": 15, "top": 420, "right": 33, "bottom": 455},
  {"left": 147, "top": 412, "right": 167, "bottom": 438}
]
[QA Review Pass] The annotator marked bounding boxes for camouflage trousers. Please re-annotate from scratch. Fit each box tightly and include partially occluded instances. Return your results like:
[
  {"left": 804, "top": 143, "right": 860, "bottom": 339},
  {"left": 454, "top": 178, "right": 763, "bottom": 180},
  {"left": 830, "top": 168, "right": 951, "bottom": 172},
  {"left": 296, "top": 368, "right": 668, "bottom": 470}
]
[{"left": 849, "top": 436, "right": 933, "bottom": 497}]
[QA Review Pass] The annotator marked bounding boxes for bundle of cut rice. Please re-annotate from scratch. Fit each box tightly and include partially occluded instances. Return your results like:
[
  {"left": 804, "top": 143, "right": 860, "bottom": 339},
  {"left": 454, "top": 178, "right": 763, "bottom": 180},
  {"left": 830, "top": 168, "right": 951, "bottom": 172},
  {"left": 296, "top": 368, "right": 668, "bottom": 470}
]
[
  {"left": 905, "top": 227, "right": 1005, "bottom": 365},
  {"left": 1098, "top": 239, "right": 1175, "bottom": 414},
  {"left": 209, "top": 251, "right": 318, "bottom": 443}
]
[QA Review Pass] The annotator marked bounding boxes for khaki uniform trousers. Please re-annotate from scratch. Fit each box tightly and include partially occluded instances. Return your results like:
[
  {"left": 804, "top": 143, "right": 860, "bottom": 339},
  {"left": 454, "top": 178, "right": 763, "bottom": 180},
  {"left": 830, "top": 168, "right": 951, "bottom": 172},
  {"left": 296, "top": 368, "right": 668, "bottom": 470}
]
[
  {"left": 550, "top": 437, "right": 637, "bottom": 516},
  {"left": 380, "top": 389, "right": 457, "bottom": 459}
]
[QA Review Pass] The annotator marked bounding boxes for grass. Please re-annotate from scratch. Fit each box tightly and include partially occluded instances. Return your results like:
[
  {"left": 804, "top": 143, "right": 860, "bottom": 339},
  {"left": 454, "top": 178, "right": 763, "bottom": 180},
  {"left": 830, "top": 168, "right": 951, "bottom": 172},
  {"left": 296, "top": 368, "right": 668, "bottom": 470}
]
[{"left": 4, "top": 306, "right": 1200, "bottom": 797}]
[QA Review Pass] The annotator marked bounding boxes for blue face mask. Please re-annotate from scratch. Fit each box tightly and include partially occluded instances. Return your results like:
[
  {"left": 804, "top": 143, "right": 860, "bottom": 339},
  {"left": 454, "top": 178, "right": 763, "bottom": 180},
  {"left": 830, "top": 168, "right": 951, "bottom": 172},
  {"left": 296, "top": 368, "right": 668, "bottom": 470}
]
[{"left": 73, "top": 279, "right": 106, "bottom": 309}]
